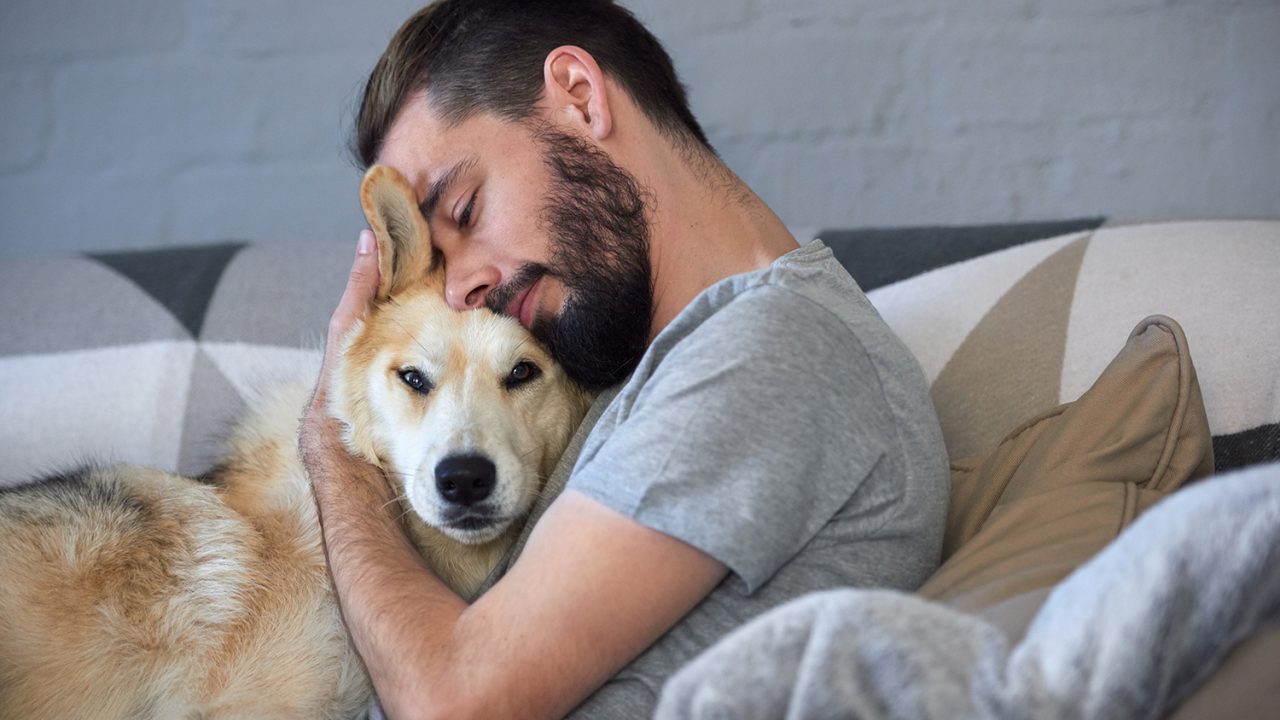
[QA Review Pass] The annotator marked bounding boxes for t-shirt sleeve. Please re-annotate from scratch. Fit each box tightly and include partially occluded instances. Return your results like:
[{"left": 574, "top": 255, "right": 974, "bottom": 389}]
[{"left": 566, "top": 286, "right": 898, "bottom": 593}]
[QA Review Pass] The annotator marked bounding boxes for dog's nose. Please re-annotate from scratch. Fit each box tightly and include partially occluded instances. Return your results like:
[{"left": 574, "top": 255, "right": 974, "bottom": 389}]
[{"left": 434, "top": 454, "right": 496, "bottom": 507}]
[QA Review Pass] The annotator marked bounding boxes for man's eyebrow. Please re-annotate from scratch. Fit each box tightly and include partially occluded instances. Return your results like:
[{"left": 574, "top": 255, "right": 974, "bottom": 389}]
[{"left": 419, "top": 156, "right": 479, "bottom": 220}]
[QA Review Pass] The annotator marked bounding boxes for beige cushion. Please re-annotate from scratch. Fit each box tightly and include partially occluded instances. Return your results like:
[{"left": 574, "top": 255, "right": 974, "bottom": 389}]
[{"left": 917, "top": 315, "right": 1214, "bottom": 613}]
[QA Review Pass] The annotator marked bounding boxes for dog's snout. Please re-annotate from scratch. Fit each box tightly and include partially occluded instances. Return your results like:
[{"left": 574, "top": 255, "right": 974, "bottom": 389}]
[{"left": 434, "top": 455, "right": 496, "bottom": 507}]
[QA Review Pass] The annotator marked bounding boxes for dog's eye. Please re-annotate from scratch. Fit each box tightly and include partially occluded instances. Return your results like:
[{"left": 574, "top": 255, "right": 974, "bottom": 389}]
[
  {"left": 399, "top": 368, "right": 433, "bottom": 394},
  {"left": 504, "top": 361, "right": 542, "bottom": 389}
]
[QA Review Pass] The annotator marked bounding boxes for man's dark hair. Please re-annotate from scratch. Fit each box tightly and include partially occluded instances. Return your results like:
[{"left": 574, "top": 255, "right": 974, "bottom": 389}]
[{"left": 351, "top": 0, "right": 712, "bottom": 169}]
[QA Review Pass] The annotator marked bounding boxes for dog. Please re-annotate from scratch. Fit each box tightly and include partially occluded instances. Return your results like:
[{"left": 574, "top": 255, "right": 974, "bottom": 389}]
[{"left": 0, "top": 165, "right": 592, "bottom": 719}]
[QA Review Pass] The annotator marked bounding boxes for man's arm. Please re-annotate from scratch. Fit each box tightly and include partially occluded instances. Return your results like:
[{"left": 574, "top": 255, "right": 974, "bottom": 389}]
[{"left": 301, "top": 235, "right": 728, "bottom": 720}]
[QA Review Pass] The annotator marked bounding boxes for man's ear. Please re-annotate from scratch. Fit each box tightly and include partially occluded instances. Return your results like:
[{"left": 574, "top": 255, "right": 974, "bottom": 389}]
[
  {"left": 359, "top": 164, "right": 441, "bottom": 299},
  {"left": 543, "top": 45, "right": 613, "bottom": 141}
]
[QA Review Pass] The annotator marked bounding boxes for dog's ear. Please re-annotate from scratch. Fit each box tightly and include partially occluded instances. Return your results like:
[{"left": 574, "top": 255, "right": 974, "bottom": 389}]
[{"left": 360, "top": 164, "right": 442, "bottom": 300}]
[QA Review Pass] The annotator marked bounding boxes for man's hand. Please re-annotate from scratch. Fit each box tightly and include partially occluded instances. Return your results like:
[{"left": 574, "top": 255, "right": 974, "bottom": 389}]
[
  {"left": 299, "top": 229, "right": 384, "bottom": 502},
  {"left": 298, "top": 229, "right": 410, "bottom": 604}
]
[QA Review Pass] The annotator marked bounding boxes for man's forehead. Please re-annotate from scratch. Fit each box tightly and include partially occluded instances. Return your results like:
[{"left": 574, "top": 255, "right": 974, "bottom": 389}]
[
  {"left": 376, "top": 100, "right": 505, "bottom": 200},
  {"left": 376, "top": 99, "right": 453, "bottom": 196}
]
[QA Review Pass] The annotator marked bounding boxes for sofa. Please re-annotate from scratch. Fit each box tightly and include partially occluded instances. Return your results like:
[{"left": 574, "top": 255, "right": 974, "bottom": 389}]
[{"left": 2, "top": 218, "right": 1277, "bottom": 716}]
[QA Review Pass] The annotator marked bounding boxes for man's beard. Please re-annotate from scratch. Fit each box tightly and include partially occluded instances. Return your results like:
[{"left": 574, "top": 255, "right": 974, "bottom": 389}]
[{"left": 486, "top": 126, "right": 654, "bottom": 392}]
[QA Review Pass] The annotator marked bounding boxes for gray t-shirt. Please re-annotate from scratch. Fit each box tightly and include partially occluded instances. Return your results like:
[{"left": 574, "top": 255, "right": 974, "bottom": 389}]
[{"left": 557, "top": 239, "right": 950, "bottom": 717}]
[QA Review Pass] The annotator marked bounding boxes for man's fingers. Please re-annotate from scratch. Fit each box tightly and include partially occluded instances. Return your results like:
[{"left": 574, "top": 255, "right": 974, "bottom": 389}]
[
  {"left": 325, "top": 230, "right": 381, "bottom": 357},
  {"left": 332, "top": 230, "right": 381, "bottom": 331},
  {"left": 313, "top": 230, "right": 381, "bottom": 410}
]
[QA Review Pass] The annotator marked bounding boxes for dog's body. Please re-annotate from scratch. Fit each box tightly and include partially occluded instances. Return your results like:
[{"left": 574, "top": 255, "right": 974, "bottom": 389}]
[
  {"left": 0, "top": 384, "right": 374, "bottom": 719},
  {"left": 0, "top": 167, "right": 591, "bottom": 719}
]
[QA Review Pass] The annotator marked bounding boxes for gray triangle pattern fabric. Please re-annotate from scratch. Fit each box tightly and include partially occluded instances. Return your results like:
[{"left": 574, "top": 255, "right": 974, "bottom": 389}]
[
  {"left": 820, "top": 217, "right": 1105, "bottom": 292},
  {"left": 1212, "top": 424, "right": 1280, "bottom": 475},
  {"left": 177, "top": 348, "right": 249, "bottom": 476},
  {"left": 202, "top": 241, "right": 352, "bottom": 347},
  {"left": 0, "top": 254, "right": 190, "bottom": 355},
  {"left": 89, "top": 242, "right": 247, "bottom": 339}
]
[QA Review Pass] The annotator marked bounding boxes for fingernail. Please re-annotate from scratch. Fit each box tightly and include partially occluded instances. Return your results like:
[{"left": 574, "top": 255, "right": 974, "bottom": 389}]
[{"left": 357, "top": 230, "right": 375, "bottom": 256}]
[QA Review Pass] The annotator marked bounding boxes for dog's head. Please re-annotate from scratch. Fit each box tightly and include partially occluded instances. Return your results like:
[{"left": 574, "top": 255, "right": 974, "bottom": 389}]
[{"left": 328, "top": 165, "right": 591, "bottom": 547}]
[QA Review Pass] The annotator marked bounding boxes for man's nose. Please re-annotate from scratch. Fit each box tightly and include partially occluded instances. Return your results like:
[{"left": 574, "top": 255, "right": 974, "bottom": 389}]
[{"left": 444, "top": 262, "right": 501, "bottom": 311}]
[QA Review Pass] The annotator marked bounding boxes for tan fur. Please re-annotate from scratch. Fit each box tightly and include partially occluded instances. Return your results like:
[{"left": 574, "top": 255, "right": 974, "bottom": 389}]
[{"left": 0, "top": 166, "right": 591, "bottom": 719}]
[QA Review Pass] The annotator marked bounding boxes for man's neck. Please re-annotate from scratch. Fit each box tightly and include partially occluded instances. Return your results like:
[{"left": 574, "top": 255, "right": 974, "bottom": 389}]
[{"left": 640, "top": 147, "right": 800, "bottom": 341}]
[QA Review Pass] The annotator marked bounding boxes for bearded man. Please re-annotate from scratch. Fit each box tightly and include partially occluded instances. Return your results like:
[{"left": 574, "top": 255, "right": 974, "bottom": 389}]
[{"left": 300, "top": 1, "right": 949, "bottom": 717}]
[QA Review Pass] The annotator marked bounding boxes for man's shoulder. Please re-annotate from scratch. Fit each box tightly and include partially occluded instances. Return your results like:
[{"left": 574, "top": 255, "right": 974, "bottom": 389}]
[
  {"left": 669, "top": 260, "right": 877, "bottom": 363},
  {"left": 628, "top": 275, "right": 887, "bottom": 419}
]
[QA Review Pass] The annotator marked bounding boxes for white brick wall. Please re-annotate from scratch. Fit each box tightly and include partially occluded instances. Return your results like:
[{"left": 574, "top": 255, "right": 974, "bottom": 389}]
[{"left": 1, "top": 0, "right": 1277, "bottom": 255}]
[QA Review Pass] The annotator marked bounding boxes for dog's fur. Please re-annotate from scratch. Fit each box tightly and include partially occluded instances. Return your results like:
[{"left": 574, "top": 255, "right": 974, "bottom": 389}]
[{"left": 0, "top": 166, "right": 591, "bottom": 719}]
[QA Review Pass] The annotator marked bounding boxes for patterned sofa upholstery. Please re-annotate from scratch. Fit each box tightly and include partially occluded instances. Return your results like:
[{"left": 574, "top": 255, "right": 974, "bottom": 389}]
[
  {"left": 2, "top": 219, "right": 1277, "bottom": 715},
  {"left": 825, "top": 218, "right": 1280, "bottom": 472}
]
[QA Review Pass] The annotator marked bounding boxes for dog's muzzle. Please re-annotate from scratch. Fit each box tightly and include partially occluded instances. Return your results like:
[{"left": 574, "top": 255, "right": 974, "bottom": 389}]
[{"left": 434, "top": 454, "right": 497, "bottom": 507}]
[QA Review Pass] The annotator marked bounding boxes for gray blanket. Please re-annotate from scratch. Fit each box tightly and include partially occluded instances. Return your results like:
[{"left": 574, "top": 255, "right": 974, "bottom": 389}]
[{"left": 656, "top": 462, "right": 1280, "bottom": 720}]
